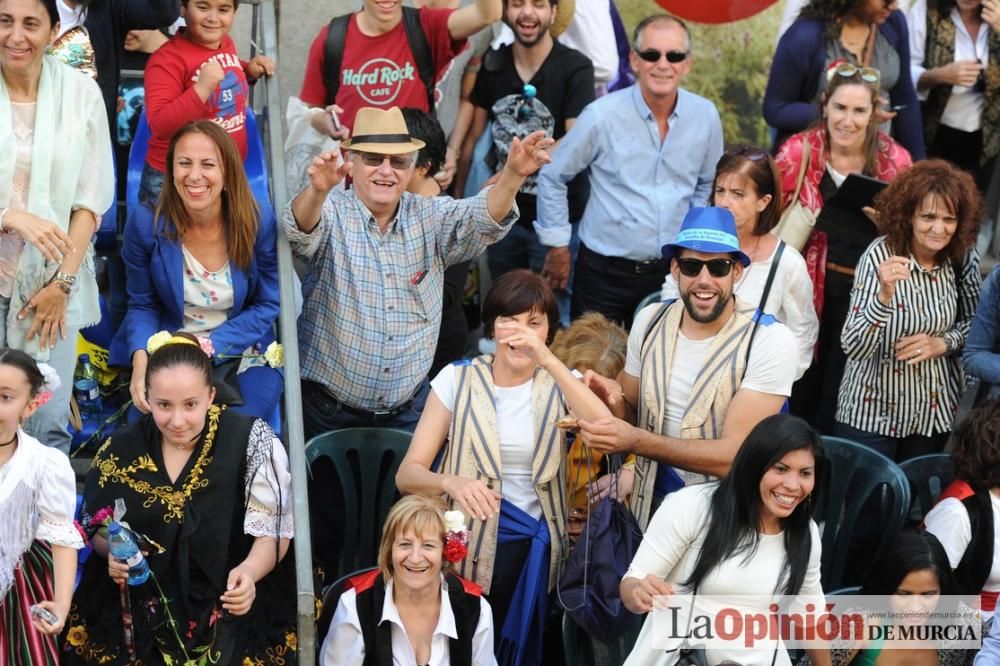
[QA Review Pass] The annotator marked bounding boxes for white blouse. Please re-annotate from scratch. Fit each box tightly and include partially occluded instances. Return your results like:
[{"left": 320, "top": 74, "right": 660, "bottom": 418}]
[
  {"left": 0, "top": 103, "right": 34, "bottom": 297},
  {"left": 321, "top": 576, "right": 497, "bottom": 666},
  {"left": 244, "top": 419, "right": 294, "bottom": 540},
  {"left": 0, "top": 430, "right": 83, "bottom": 597},
  {"left": 661, "top": 241, "right": 818, "bottom": 379}
]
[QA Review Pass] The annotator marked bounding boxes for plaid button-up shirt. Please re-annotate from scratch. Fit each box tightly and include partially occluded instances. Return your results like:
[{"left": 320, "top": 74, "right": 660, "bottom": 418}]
[{"left": 284, "top": 187, "right": 516, "bottom": 411}]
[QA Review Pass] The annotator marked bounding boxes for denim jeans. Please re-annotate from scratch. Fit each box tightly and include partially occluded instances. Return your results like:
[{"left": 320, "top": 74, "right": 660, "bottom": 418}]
[
  {"left": 833, "top": 421, "right": 950, "bottom": 463},
  {"left": 300, "top": 377, "right": 430, "bottom": 440},
  {"left": 0, "top": 295, "right": 78, "bottom": 453}
]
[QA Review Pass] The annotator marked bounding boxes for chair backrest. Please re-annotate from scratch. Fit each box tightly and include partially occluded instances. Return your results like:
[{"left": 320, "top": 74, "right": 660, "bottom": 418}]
[
  {"left": 814, "top": 436, "right": 911, "bottom": 590},
  {"left": 633, "top": 291, "right": 662, "bottom": 322},
  {"left": 305, "top": 427, "right": 412, "bottom": 580},
  {"left": 316, "top": 566, "right": 376, "bottom": 648},
  {"left": 899, "top": 454, "right": 955, "bottom": 525}
]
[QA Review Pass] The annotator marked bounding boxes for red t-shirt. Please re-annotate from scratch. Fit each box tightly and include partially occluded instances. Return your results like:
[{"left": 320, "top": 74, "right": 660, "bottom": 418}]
[
  {"left": 298, "top": 7, "right": 464, "bottom": 131},
  {"left": 144, "top": 33, "right": 250, "bottom": 172}
]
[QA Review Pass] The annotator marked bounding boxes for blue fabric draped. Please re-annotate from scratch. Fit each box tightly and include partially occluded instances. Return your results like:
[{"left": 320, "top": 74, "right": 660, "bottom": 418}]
[{"left": 496, "top": 499, "right": 550, "bottom": 666}]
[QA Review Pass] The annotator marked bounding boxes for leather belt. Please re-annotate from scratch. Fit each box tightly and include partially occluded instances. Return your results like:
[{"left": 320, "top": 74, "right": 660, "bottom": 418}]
[{"left": 825, "top": 261, "right": 856, "bottom": 277}]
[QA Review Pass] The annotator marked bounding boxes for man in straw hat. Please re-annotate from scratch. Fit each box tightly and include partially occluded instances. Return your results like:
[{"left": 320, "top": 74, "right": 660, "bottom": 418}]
[
  {"left": 284, "top": 105, "right": 554, "bottom": 437},
  {"left": 535, "top": 13, "right": 723, "bottom": 328},
  {"left": 456, "top": 0, "right": 593, "bottom": 306},
  {"left": 577, "top": 207, "right": 796, "bottom": 530}
]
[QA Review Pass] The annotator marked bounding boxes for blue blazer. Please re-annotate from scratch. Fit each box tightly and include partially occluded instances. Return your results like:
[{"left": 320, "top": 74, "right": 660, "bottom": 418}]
[
  {"left": 110, "top": 203, "right": 280, "bottom": 366},
  {"left": 762, "top": 12, "right": 925, "bottom": 159}
]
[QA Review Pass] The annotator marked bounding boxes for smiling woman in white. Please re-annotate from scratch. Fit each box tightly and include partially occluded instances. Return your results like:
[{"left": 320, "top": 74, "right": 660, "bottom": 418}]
[
  {"left": 321, "top": 494, "right": 497, "bottom": 666},
  {"left": 620, "top": 415, "right": 829, "bottom": 666}
]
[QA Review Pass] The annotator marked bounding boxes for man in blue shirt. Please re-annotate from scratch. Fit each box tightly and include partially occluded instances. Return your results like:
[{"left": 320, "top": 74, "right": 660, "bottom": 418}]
[{"left": 535, "top": 13, "right": 723, "bottom": 326}]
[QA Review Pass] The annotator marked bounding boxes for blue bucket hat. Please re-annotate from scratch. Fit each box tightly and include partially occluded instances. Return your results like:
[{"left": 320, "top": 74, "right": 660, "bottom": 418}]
[{"left": 661, "top": 207, "right": 752, "bottom": 267}]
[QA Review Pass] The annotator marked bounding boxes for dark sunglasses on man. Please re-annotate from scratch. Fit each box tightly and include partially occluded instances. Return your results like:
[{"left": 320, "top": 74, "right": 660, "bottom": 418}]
[
  {"left": 635, "top": 48, "right": 689, "bottom": 64},
  {"left": 675, "top": 257, "right": 737, "bottom": 278},
  {"left": 358, "top": 153, "right": 416, "bottom": 169}
]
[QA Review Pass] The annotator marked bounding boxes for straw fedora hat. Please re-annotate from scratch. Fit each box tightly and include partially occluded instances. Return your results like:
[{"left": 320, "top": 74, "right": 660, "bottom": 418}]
[
  {"left": 341, "top": 106, "right": 426, "bottom": 155},
  {"left": 550, "top": 0, "right": 574, "bottom": 37}
]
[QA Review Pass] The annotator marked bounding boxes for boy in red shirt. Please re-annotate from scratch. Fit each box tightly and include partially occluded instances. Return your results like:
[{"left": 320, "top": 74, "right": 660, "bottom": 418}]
[{"left": 141, "top": 0, "right": 275, "bottom": 203}]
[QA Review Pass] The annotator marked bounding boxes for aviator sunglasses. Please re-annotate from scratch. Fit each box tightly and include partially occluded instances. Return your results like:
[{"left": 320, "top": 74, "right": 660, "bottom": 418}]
[
  {"left": 635, "top": 48, "right": 689, "bottom": 64},
  {"left": 676, "top": 257, "right": 737, "bottom": 278},
  {"left": 358, "top": 153, "right": 416, "bottom": 169},
  {"left": 827, "top": 62, "right": 880, "bottom": 85}
]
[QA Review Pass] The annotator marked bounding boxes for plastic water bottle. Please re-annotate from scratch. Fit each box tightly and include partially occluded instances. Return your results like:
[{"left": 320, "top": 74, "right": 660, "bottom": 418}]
[
  {"left": 516, "top": 83, "right": 538, "bottom": 124},
  {"left": 107, "top": 521, "right": 150, "bottom": 586},
  {"left": 73, "top": 354, "right": 102, "bottom": 419}
]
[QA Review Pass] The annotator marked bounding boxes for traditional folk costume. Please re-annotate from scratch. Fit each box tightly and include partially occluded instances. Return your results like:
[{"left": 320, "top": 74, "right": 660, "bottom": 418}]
[
  {"left": 434, "top": 355, "right": 569, "bottom": 666},
  {"left": 0, "top": 431, "right": 83, "bottom": 665},
  {"left": 63, "top": 406, "right": 296, "bottom": 665}
]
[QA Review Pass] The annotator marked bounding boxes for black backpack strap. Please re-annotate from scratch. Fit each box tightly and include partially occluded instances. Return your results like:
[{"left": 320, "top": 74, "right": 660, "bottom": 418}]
[
  {"left": 401, "top": 6, "right": 436, "bottom": 112},
  {"left": 355, "top": 577, "right": 394, "bottom": 666},
  {"left": 744, "top": 240, "right": 786, "bottom": 377},
  {"left": 323, "top": 14, "right": 352, "bottom": 107},
  {"left": 445, "top": 573, "right": 480, "bottom": 665},
  {"left": 955, "top": 490, "right": 994, "bottom": 595}
]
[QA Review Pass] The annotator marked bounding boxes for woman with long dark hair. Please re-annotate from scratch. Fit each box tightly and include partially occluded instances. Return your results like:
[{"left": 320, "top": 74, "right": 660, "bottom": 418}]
[{"left": 620, "top": 414, "right": 829, "bottom": 665}]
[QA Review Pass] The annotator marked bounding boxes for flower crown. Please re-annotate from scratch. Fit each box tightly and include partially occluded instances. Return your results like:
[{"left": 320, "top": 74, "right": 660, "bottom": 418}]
[
  {"left": 146, "top": 331, "right": 284, "bottom": 368},
  {"left": 34, "top": 361, "right": 61, "bottom": 408},
  {"left": 443, "top": 510, "right": 470, "bottom": 564}
]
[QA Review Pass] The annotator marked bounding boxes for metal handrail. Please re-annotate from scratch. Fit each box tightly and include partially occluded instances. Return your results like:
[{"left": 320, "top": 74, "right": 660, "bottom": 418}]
[{"left": 248, "top": 1, "right": 317, "bottom": 662}]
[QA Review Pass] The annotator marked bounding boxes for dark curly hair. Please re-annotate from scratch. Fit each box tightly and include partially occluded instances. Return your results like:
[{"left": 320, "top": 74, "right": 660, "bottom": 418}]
[
  {"left": 873, "top": 159, "right": 982, "bottom": 264},
  {"left": 950, "top": 399, "right": 1000, "bottom": 491},
  {"left": 799, "top": 0, "right": 867, "bottom": 23}
]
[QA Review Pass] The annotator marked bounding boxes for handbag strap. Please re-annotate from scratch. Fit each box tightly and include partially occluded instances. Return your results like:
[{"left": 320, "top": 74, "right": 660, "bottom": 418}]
[
  {"left": 741, "top": 240, "right": 785, "bottom": 380},
  {"left": 790, "top": 138, "right": 810, "bottom": 206}
]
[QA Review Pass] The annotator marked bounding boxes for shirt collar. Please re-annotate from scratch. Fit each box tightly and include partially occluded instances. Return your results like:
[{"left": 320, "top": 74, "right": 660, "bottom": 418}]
[
  {"left": 354, "top": 192, "right": 402, "bottom": 236},
  {"left": 631, "top": 83, "right": 685, "bottom": 122},
  {"left": 380, "top": 576, "right": 459, "bottom": 640}
]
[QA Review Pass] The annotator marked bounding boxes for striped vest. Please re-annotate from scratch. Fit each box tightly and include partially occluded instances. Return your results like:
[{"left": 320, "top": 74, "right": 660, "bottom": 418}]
[
  {"left": 922, "top": 10, "right": 1000, "bottom": 164},
  {"left": 439, "top": 355, "right": 568, "bottom": 593},
  {"left": 630, "top": 299, "right": 758, "bottom": 529}
]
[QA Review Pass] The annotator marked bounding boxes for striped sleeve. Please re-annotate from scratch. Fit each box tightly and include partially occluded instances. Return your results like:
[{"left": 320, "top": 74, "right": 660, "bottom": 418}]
[{"left": 841, "top": 240, "right": 894, "bottom": 361}]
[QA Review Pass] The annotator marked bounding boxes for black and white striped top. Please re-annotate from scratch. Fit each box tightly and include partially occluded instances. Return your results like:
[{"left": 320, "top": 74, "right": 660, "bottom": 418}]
[{"left": 836, "top": 237, "right": 982, "bottom": 437}]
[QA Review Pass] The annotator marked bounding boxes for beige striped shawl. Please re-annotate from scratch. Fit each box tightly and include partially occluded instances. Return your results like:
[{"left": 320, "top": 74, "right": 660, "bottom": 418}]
[
  {"left": 439, "top": 355, "right": 568, "bottom": 593},
  {"left": 630, "top": 299, "right": 756, "bottom": 529}
]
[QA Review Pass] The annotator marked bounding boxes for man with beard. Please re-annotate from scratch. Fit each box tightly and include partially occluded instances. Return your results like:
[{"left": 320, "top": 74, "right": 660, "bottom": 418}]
[
  {"left": 457, "top": 0, "right": 594, "bottom": 282},
  {"left": 535, "top": 13, "right": 723, "bottom": 327},
  {"left": 577, "top": 207, "right": 797, "bottom": 529}
]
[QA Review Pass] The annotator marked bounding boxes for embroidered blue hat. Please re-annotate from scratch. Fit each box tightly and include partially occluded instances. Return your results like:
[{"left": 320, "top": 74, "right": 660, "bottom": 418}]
[{"left": 661, "top": 207, "right": 751, "bottom": 267}]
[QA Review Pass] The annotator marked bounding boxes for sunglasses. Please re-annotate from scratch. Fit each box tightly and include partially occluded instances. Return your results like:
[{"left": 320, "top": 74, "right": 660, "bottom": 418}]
[
  {"left": 358, "top": 152, "right": 416, "bottom": 169},
  {"left": 827, "top": 63, "right": 880, "bottom": 85},
  {"left": 635, "top": 48, "right": 689, "bottom": 64},
  {"left": 725, "top": 144, "right": 769, "bottom": 161},
  {"left": 676, "top": 257, "right": 737, "bottom": 278}
]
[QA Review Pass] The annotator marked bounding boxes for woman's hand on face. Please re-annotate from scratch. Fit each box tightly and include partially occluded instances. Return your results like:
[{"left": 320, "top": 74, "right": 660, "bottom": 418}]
[
  {"left": 494, "top": 320, "right": 553, "bottom": 368},
  {"left": 18, "top": 284, "right": 68, "bottom": 350},
  {"left": 30, "top": 600, "right": 68, "bottom": 635},
  {"left": 985, "top": 0, "right": 1000, "bottom": 33},
  {"left": 4, "top": 210, "right": 75, "bottom": 263},
  {"left": 130, "top": 351, "right": 150, "bottom": 413},
  {"left": 620, "top": 574, "right": 673, "bottom": 614},
  {"left": 895, "top": 333, "right": 948, "bottom": 364},
  {"left": 441, "top": 475, "right": 501, "bottom": 522},
  {"left": 588, "top": 468, "right": 635, "bottom": 506},
  {"left": 876, "top": 256, "right": 911, "bottom": 305},
  {"left": 221, "top": 565, "right": 256, "bottom": 616},
  {"left": 107, "top": 557, "right": 130, "bottom": 585}
]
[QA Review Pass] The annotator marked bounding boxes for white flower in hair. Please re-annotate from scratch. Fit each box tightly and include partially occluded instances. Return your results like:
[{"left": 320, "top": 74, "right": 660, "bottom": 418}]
[
  {"left": 443, "top": 510, "right": 467, "bottom": 534},
  {"left": 37, "top": 362, "right": 61, "bottom": 393}
]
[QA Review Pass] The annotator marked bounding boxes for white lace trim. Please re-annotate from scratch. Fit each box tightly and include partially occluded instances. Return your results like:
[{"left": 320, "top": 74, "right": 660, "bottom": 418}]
[
  {"left": 36, "top": 517, "right": 84, "bottom": 549},
  {"left": 244, "top": 506, "right": 294, "bottom": 539}
]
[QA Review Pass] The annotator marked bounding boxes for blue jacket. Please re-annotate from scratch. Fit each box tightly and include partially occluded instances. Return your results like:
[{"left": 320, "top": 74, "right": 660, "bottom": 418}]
[
  {"left": 964, "top": 264, "right": 1000, "bottom": 400},
  {"left": 110, "top": 203, "right": 280, "bottom": 366},
  {"left": 763, "top": 12, "right": 925, "bottom": 159}
]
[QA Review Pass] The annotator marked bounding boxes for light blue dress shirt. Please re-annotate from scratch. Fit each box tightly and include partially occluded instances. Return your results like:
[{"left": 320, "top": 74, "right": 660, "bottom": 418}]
[{"left": 534, "top": 84, "right": 723, "bottom": 261}]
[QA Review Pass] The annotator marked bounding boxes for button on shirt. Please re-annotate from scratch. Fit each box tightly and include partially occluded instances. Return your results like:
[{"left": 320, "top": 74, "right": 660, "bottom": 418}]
[
  {"left": 534, "top": 85, "right": 723, "bottom": 260},
  {"left": 284, "top": 188, "right": 516, "bottom": 411}
]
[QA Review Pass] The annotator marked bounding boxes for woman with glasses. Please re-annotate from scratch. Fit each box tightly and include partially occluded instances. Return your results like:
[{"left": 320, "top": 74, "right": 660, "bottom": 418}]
[
  {"left": 764, "top": 0, "right": 925, "bottom": 159},
  {"left": 777, "top": 64, "right": 912, "bottom": 431},
  {"left": 836, "top": 160, "right": 982, "bottom": 460},
  {"left": 908, "top": 0, "right": 1000, "bottom": 193},
  {"left": 661, "top": 146, "right": 819, "bottom": 379}
]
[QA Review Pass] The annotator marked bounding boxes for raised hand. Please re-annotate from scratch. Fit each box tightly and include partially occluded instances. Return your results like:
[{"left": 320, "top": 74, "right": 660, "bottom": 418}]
[
  {"left": 503, "top": 130, "right": 555, "bottom": 178},
  {"left": 195, "top": 60, "right": 225, "bottom": 100},
  {"left": 494, "top": 319, "right": 554, "bottom": 368},
  {"left": 876, "top": 255, "right": 911, "bottom": 305},
  {"left": 306, "top": 150, "right": 351, "bottom": 194}
]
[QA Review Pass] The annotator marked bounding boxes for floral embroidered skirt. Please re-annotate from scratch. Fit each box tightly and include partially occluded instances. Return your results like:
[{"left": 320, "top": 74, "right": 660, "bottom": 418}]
[{"left": 0, "top": 540, "right": 59, "bottom": 666}]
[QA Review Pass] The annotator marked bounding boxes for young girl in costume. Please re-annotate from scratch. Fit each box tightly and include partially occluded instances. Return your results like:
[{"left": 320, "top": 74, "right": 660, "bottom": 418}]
[{"left": 0, "top": 348, "right": 82, "bottom": 664}]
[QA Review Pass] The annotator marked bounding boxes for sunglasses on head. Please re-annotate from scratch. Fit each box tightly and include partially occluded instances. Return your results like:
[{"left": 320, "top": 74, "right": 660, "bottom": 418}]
[
  {"left": 827, "top": 63, "right": 880, "bottom": 85},
  {"left": 724, "top": 144, "right": 769, "bottom": 161},
  {"left": 358, "top": 152, "right": 416, "bottom": 169},
  {"left": 635, "top": 48, "right": 689, "bottom": 64},
  {"left": 675, "top": 257, "right": 737, "bottom": 278}
]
